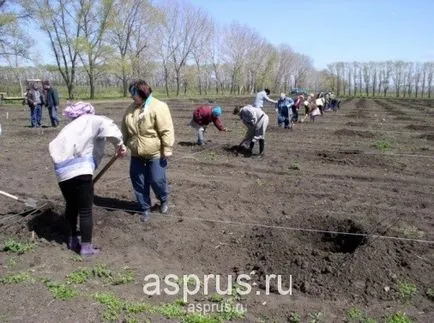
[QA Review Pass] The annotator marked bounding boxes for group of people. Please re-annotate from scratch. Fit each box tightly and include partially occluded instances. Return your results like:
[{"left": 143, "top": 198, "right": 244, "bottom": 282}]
[
  {"left": 25, "top": 81, "right": 60, "bottom": 128},
  {"left": 47, "top": 81, "right": 340, "bottom": 258},
  {"left": 188, "top": 88, "right": 341, "bottom": 158},
  {"left": 49, "top": 80, "right": 174, "bottom": 257}
]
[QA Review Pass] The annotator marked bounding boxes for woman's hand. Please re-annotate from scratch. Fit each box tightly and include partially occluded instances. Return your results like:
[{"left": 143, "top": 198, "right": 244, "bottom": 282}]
[{"left": 117, "top": 144, "right": 128, "bottom": 158}]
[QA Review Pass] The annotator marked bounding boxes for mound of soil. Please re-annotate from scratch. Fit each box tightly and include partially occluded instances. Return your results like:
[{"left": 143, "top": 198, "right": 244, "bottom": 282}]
[
  {"left": 334, "top": 129, "right": 375, "bottom": 138},
  {"left": 407, "top": 124, "right": 434, "bottom": 131},
  {"left": 317, "top": 150, "right": 407, "bottom": 170},
  {"left": 345, "top": 121, "right": 368, "bottom": 127},
  {"left": 418, "top": 133, "right": 434, "bottom": 141},
  {"left": 245, "top": 216, "right": 432, "bottom": 305}
]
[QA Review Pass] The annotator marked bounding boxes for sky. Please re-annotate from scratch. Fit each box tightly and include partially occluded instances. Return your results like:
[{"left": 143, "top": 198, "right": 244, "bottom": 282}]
[
  {"left": 187, "top": 0, "right": 434, "bottom": 69},
  {"left": 14, "top": 0, "right": 434, "bottom": 70}
]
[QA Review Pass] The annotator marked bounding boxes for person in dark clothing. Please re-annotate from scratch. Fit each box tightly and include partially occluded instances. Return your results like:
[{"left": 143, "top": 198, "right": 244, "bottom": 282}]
[
  {"left": 43, "top": 80, "right": 60, "bottom": 127},
  {"left": 189, "top": 105, "right": 227, "bottom": 145}
]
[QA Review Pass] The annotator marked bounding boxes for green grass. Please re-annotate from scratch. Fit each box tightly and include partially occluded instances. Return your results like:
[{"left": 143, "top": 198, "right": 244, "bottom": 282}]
[
  {"left": 288, "top": 162, "right": 300, "bottom": 170},
  {"left": 397, "top": 280, "right": 417, "bottom": 301},
  {"left": 288, "top": 311, "right": 301, "bottom": 323},
  {"left": 66, "top": 267, "right": 92, "bottom": 284},
  {"left": 346, "top": 307, "right": 377, "bottom": 322},
  {"left": 386, "top": 312, "right": 412, "bottom": 323},
  {"left": 65, "top": 265, "right": 134, "bottom": 285},
  {"left": 308, "top": 311, "right": 323, "bottom": 323},
  {"left": 372, "top": 138, "right": 392, "bottom": 152},
  {"left": 0, "top": 272, "right": 33, "bottom": 284},
  {"left": 2, "top": 239, "right": 34, "bottom": 254},
  {"left": 44, "top": 280, "right": 78, "bottom": 300}
]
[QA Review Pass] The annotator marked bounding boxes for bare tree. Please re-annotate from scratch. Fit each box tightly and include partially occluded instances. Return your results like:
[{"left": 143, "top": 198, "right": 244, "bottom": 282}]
[
  {"left": 2, "top": 25, "right": 33, "bottom": 94},
  {"left": 106, "top": 0, "right": 158, "bottom": 97},
  {"left": 221, "top": 22, "right": 260, "bottom": 94},
  {"left": 157, "top": 0, "right": 212, "bottom": 96},
  {"left": 392, "top": 61, "right": 405, "bottom": 97},
  {"left": 272, "top": 44, "right": 295, "bottom": 93},
  {"left": 76, "top": 0, "right": 115, "bottom": 99},
  {"left": 21, "top": 0, "right": 88, "bottom": 99}
]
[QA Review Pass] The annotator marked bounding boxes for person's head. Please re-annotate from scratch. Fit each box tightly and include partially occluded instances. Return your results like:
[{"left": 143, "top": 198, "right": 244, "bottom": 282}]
[
  {"left": 280, "top": 93, "right": 286, "bottom": 100},
  {"left": 212, "top": 106, "right": 222, "bottom": 117},
  {"left": 42, "top": 80, "right": 51, "bottom": 89},
  {"left": 63, "top": 102, "right": 95, "bottom": 120},
  {"left": 233, "top": 105, "right": 242, "bottom": 115},
  {"left": 264, "top": 88, "right": 270, "bottom": 95},
  {"left": 129, "top": 79, "right": 152, "bottom": 106},
  {"left": 32, "top": 83, "right": 39, "bottom": 90}
]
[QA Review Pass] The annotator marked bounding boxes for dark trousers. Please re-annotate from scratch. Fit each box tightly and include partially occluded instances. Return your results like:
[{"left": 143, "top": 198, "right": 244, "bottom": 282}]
[{"left": 59, "top": 175, "right": 94, "bottom": 243}]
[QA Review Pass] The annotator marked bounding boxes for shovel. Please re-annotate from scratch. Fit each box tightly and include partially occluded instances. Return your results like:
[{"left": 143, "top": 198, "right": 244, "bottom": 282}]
[
  {"left": 93, "top": 153, "right": 119, "bottom": 184},
  {"left": 0, "top": 190, "right": 37, "bottom": 208}
]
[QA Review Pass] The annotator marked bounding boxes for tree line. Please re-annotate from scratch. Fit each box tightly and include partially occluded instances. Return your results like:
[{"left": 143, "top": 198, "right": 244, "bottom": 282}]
[
  {"left": 1, "top": 0, "right": 433, "bottom": 99},
  {"left": 326, "top": 61, "right": 434, "bottom": 98}
]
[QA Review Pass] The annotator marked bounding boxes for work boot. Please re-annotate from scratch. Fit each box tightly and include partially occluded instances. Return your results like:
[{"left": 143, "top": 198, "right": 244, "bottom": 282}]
[
  {"left": 67, "top": 236, "right": 81, "bottom": 252},
  {"left": 80, "top": 243, "right": 100, "bottom": 257},
  {"left": 160, "top": 200, "right": 169, "bottom": 214},
  {"left": 140, "top": 209, "right": 151, "bottom": 222},
  {"left": 258, "top": 139, "right": 265, "bottom": 156}
]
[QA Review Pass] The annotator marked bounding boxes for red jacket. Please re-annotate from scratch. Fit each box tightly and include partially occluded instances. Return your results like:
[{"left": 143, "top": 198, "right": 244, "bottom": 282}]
[{"left": 193, "top": 105, "right": 225, "bottom": 131}]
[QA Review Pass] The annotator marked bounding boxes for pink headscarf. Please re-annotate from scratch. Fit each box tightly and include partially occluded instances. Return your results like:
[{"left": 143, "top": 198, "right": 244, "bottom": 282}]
[{"left": 63, "top": 102, "right": 95, "bottom": 119}]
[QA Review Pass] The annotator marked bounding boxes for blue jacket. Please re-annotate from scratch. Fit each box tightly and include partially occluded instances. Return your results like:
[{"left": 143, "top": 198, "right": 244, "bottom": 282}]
[{"left": 276, "top": 97, "right": 294, "bottom": 118}]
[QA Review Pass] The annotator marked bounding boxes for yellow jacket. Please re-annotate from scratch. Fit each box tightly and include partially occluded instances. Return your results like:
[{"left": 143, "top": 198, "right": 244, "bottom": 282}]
[{"left": 121, "top": 96, "right": 175, "bottom": 159}]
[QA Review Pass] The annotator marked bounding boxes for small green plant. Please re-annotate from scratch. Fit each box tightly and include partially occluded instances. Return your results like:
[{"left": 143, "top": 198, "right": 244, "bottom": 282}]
[
  {"left": 156, "top": 302, "right": 185, "bottom": 319},
  {"left": 182, "top": 313, "right": 221, "bottom": 323},
  {"left": 397, "top": 280, "right": 417, "bottom": 301},
  {"left": 289, "top": 162, "right": 300, "bottom": 170},
  {"left": 123, "top": 301, "right": 152, "bottom": 314},
  {"left": 93, "top": 292, "right": 123, "bottom": 321},
  {"left": 5, "top": 257, "right": 17, "bottom": 268},
  {"left": 206, "top": 150, "right": 217, "bottom": 161},
  {"left": 92, "top": 264, "right": 113, "bottom": 279},
  {"left": 372, "top": 138, "right": 392, "bottom": 152},
  {"left": 386, "top": 311, "right": 412, "bottom": 323},
  {"left": 2, "top": 239, "right": 33, "bottom": 254},
  {"left": 347, "top": 307, "right": 363, "bottom": 320},
  {"left": 44, "top": 280, "right": 77, "bottom": 300},
  {"left": 112, "top": 267, "right": 135, "bottom": 285},
  {"left": 0, "top": 272, "right": 32, "bottom": 284},
  {"left": 288, "top": 311, "right": 301, "bottom": 323},
  {"left": 308, "top": 311, "right": 323, "bottom": 323},
  {"left": 66, "top": 267, "right": 91, "bottom": 284},
  {"left": 400, "top": 225, "right": 424, "bottom": 239}
]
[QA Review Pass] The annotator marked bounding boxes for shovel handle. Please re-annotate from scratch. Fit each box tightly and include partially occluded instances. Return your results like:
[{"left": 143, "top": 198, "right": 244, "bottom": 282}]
[
  {"left": 93, "top": 154, "right": 119, "bottom": 184},
  {"left": 0, "top": 190, "right": 19, "bottom": 201}
]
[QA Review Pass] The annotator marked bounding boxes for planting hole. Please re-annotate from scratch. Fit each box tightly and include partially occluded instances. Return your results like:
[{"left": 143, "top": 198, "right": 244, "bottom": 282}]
[{"left": 320, "top": 220, "right": 367, "bottom": 254}]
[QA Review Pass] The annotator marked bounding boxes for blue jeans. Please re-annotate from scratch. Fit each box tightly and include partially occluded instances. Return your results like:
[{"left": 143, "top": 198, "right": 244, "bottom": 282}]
[
  {"left": 130, "top": 156, "right": 168, "bottom": 212},
  {"left": 35, "top": 104, "right": 42, "bottom": 126},
  {"left": 30, "top": 106, "right": 36, "bottom": 127},
  {"left": 48, "top": 105, "right": 60, "bottom": 126}
]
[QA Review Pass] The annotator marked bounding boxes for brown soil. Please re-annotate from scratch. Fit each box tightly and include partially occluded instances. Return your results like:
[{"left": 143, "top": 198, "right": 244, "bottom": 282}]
[
  {"left": 333, "top": 129, "right": 375, "bottom": 138},
  {"left": 0, "top": 98, "right": 433, "bottom": 322}
]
